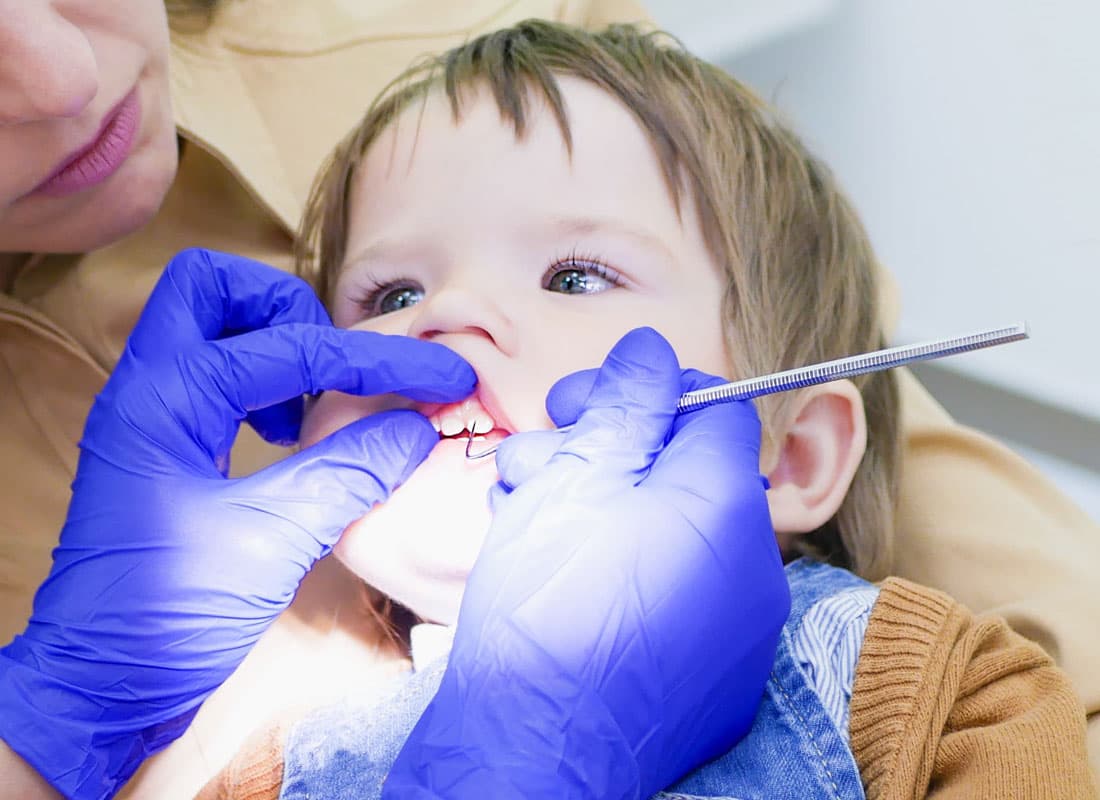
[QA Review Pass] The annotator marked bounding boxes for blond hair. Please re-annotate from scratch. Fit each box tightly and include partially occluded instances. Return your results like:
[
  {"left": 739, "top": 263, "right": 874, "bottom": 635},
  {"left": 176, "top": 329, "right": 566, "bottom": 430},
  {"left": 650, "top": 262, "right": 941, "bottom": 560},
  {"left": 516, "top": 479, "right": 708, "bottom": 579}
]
[{"left": 298, "top": 20, "right": 900, "bottom": 582}]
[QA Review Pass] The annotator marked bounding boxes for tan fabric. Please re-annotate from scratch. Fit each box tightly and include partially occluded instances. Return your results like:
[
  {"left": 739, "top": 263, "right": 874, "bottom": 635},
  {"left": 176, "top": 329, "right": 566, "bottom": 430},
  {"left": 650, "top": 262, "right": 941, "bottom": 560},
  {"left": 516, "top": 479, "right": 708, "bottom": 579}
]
[
  {"left": 0, "top": 0, "right": 1097, "bottom": 779},
  {"left": 894, "top": 370, "right": 1100, "bottom": 772},
  {"left": 199, "top": 576, "right": 1098, "bottom": 800},
  {"left": 852, "top": 578, "right": 1098, "bottom": 800}
]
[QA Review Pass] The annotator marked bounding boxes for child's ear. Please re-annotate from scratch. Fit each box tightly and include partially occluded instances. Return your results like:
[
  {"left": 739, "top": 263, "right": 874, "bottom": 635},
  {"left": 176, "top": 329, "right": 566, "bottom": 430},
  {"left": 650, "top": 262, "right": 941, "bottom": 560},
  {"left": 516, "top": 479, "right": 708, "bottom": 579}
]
[{"left": 763, "top": 380, "right": 867, "bottom": 536}]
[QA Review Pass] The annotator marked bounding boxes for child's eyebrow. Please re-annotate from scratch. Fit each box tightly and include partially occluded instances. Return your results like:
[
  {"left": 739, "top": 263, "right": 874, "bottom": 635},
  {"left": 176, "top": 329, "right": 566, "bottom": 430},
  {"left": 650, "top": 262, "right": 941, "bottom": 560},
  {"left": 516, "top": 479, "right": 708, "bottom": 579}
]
[
  {"left": 544, "top": 216, "right": 677, "bottom": 264},
  {"left": 341, "top": 217, "right": 678, "bottom": 271},
  {"left": 341, "top": 238, "right": 437, "bottom": 271}
]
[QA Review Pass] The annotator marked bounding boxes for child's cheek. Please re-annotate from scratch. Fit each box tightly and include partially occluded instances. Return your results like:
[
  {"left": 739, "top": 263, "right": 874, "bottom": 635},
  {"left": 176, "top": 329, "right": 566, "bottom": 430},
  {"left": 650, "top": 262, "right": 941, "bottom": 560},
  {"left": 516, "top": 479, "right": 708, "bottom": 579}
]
[{"left": 332, "top": 439, "right": 499, "bottom": 626}]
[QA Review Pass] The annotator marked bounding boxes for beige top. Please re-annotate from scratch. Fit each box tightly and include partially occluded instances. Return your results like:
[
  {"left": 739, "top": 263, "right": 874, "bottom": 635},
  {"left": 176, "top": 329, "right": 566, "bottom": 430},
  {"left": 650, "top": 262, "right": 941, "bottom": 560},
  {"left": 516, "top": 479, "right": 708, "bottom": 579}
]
[{"left": 0, "top": 0, "right": 1097, "bottom": 785}]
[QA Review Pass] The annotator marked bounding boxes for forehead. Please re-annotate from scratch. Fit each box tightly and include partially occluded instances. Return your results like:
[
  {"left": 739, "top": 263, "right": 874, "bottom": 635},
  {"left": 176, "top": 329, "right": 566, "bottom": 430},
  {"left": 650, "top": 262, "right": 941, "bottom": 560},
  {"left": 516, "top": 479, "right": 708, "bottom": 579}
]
[{"left": 345, "top": 76, "right": 690, "bottom": 247}]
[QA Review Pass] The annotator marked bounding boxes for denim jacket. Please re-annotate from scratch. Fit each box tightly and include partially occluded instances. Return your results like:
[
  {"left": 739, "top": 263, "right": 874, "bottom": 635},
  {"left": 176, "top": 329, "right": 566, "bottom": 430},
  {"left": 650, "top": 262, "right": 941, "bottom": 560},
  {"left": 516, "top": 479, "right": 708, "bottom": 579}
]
[{"left": 278, "top": 559, "right": 873, "bottom": 800}]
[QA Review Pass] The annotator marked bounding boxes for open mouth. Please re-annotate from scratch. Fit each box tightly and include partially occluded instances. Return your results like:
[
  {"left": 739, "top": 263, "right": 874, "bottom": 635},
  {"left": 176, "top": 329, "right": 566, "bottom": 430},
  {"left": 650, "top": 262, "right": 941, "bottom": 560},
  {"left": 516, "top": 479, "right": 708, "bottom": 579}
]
[{"left": 428, "top": 396, "right": 512, "bottom": 442}]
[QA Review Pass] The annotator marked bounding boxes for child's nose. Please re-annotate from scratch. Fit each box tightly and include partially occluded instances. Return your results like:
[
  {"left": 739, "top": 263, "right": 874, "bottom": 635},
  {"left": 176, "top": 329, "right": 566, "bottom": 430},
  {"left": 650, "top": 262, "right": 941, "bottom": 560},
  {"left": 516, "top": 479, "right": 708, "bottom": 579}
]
[{"left": 404, "top": 282, "right": 517, "bottom": 356}]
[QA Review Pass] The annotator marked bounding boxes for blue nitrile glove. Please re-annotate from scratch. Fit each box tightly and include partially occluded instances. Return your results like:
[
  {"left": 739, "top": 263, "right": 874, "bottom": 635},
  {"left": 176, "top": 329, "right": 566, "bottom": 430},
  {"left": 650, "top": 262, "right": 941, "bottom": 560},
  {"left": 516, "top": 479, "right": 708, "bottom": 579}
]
[
  {"left": 0, "top": 249, "right": 476, "bottom": 800},
  {"left": 384, "top": 327, "right": 790, "bottom": 800}
]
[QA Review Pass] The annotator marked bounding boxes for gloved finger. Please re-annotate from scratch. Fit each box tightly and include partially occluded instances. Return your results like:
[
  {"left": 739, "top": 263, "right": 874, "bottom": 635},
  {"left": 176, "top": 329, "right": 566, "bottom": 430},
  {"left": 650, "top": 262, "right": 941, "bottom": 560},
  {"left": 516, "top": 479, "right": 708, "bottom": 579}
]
[
  {"left": 198, "top": 325, "right": 475, "bottom": 407},
  {"left": 187, "top": 325, "right": 473, "bottom": 464},
  {"left": 546, "top": 366, "right": 732, "bottom": 428},
  {"left": 677, "top": 367, "right": 729, "bottom": 393},
  {"left": 667, "top": 367, "right": 769, "bottom": 486},
  {"left": 237, "top": 409, "right": 440, "bottom": 559},
  {"left": 129, "top": 248, "right": 331, "bottom": 358},
  {"left": 665, "top": 367, "right": 765, "bottom": 473},
  {"left": 544, "top": 367, "right": 599, "bottom": 427},
  {"left": 95, "top": 325, "right": 475, "bottom": 473},
  {"left": 552, "top": 327, "right": 680, "bottom": 474},
  {"left": 504, "top": 366, "right": 729, "bottom": 490},
  {"left": 646, "top": 396, "right": 765, "bottom": 526},
  {"left": 542, "top": 366, "right": 769, "bottom": 499},
  {"left": 493, "top": 428, "right": 569, "bottom": 489},
  {"left": 244, "top": 398, "right": 303, "bottom": 447}
]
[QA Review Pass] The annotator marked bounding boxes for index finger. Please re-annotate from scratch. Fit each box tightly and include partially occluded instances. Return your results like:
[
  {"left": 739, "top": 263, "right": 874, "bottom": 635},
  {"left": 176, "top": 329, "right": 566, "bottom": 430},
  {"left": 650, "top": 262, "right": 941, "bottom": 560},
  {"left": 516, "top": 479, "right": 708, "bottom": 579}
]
[
  {"left": 551, "top": 327, "right": 681, "bottom": 475},
  {"left": 129, "top": 248, "right": 330, "bottom": 358},
  {"left": 192, "top": 324, "right": 478, "bottom": 415},
  {"left": 94, "top": 324, "right": 477, "bottom": 475}
]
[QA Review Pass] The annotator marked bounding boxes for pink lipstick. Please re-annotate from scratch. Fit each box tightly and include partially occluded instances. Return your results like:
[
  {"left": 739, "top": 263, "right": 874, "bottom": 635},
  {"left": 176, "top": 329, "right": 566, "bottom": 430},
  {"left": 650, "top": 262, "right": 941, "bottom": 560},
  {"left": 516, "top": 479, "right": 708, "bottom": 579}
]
[{"left": 31, "top": 88, "right": 141, "bottom": 198}]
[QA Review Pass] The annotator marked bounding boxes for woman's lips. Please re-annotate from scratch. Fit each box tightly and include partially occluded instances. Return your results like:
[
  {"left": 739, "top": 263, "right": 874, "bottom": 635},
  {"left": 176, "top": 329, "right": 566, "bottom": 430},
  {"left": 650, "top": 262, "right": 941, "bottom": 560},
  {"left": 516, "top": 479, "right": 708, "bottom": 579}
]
[{"left": 30, "top": 88, "right": 142, "bottom": 198}]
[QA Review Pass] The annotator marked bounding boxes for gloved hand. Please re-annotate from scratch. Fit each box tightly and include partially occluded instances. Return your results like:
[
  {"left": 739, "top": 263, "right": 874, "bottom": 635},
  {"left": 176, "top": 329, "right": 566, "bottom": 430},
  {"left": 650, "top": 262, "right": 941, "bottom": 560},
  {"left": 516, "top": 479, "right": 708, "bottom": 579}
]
[
  {"left": 384, "top": 327, "right": 790, "bottom": 800},
  {"left": 0, "top": 249, "right": 476, "bottom": 800}
]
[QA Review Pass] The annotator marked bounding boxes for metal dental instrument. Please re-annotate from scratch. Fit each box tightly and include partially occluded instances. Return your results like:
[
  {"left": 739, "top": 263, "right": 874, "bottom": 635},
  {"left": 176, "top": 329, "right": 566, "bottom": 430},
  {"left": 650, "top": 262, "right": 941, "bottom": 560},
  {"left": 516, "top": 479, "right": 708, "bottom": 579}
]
[{"left": 464, "top": 322, "right": 1029, "bottom": 460}]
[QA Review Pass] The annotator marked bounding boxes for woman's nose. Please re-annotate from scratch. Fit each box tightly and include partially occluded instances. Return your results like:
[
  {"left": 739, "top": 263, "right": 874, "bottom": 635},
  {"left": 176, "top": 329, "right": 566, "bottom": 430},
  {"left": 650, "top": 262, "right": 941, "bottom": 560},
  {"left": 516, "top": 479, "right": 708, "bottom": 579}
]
[
  {"left": 0, "top": 3, "right": 99, "bottom": 125},
  {"left": 404, "top": 282, "right": 517, "bottom": 356}
]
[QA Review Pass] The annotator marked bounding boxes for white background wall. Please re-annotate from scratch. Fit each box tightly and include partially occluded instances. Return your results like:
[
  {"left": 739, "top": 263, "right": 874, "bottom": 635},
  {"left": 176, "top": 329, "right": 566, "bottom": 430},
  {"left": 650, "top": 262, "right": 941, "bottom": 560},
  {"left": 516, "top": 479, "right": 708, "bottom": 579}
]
[{"left": 646, "top": 0, "right": 1100, "bottom": 519}]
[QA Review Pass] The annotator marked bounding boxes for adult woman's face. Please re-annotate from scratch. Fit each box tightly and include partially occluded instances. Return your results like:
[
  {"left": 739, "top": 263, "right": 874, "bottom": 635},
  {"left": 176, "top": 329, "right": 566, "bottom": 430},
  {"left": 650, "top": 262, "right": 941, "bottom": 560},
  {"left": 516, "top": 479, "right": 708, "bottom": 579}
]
[{"left": 0, "top": 1, "right": 178, "bottom": 254}]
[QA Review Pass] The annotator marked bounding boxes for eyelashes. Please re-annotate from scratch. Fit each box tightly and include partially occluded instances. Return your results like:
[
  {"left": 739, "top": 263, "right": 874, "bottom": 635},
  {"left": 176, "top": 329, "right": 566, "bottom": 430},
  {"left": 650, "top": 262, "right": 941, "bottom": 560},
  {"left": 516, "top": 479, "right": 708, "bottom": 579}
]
[
  {"left": 348, "top": 275, "right": 423, "bottom": 318},
  {"left": 540, "top": 249, "right": 625, "bottom": 294},
  {"left": 347, "top": 249, "right": 627, "bottom": 319}
]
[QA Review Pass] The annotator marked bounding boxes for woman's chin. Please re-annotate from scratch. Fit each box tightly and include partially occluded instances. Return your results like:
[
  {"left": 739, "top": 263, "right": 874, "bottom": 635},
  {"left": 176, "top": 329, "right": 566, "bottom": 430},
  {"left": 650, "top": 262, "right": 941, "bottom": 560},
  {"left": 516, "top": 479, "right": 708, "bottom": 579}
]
[{"left": 330, "top": 437, "right": 500, "bottom": 625}]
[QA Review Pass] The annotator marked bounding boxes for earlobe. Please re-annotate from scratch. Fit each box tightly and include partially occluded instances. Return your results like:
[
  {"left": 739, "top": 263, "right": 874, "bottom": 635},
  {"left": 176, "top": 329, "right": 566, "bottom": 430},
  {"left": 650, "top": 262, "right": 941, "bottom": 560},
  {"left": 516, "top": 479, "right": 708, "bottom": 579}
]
[{"left": 765, "top": 381, "right": 867, "bottom": 535}]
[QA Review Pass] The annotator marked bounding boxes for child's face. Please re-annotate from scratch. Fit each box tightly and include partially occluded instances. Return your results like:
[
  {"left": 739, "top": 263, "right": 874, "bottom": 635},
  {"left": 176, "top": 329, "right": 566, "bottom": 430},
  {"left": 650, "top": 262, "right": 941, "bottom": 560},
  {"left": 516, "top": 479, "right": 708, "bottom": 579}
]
[{"left": 302, "top": 78, "right": 733, "bottom": 602}]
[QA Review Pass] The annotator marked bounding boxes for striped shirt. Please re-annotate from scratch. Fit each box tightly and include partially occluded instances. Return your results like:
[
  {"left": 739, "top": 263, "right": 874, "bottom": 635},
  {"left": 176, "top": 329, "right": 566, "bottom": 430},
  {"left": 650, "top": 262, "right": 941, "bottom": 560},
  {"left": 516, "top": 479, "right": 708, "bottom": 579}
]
[{"left": 789, "top": 586, "right": 880, "bottom": 741}]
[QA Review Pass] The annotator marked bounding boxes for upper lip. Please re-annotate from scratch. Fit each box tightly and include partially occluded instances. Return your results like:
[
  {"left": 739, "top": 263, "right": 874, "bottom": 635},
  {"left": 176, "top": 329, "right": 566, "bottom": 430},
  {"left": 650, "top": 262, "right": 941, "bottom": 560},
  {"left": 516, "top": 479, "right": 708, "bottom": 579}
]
[
  {"left": 31, "top": 89, "right": 135, "bottom": 193},
  {"left": 470, "top": 382, "right": 517, "bottom": 434}
]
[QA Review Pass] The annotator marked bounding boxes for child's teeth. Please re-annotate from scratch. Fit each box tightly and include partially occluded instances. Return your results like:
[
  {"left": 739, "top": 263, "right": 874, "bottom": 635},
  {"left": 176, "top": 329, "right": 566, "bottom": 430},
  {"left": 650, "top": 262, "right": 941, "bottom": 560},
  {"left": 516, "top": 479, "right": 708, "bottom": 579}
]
[
  {"left": 470, "top": 413, "right": 494, "bottom": 435},
  {"left": 440, "top": 415, "right": 465, "bottom": 437},
  {"left": 432, "top": 400, "right": 498, "bottom": 437}
]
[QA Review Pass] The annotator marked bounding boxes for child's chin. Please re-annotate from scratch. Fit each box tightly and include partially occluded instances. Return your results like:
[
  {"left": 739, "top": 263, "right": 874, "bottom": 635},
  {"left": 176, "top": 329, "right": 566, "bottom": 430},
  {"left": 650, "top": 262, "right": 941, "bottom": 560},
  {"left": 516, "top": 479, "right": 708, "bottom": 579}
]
[{"left": 330, "top": 439, "right": 500, "bottom": 624}]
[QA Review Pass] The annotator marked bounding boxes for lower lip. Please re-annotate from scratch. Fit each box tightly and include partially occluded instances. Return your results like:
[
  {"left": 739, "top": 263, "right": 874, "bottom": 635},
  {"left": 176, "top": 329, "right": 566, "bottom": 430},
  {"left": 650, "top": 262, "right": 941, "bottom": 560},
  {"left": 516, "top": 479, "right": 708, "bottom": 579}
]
[{"left": 33, "top": 89, "right": 142, "bottom": 198}]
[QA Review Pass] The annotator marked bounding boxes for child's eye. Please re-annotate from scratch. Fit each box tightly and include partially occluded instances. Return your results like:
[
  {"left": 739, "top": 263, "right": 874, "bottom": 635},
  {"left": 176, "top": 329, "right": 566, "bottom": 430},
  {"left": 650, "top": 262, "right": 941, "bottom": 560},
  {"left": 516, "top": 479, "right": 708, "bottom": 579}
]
[
  {"left": 354, "top": 281, "right": 424, "bottom": 318},
  {"left": 542, "top": 255, "right": 624, "bottom": 295}
]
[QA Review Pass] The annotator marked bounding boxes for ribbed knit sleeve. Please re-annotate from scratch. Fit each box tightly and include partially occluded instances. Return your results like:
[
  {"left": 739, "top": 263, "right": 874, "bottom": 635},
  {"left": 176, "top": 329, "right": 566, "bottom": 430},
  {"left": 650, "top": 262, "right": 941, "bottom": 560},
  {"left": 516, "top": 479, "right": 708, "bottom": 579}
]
[{"left": 850, "top": 577, "right": 1098, "bottom": 800}]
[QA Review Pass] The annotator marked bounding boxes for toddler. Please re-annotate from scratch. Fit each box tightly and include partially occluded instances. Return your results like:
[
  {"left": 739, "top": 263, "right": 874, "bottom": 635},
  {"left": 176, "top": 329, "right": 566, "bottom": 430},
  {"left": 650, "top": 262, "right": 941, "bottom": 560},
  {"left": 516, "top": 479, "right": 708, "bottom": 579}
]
[{"left": 197, "top": 20, "right": 1094, "bottom": 800}]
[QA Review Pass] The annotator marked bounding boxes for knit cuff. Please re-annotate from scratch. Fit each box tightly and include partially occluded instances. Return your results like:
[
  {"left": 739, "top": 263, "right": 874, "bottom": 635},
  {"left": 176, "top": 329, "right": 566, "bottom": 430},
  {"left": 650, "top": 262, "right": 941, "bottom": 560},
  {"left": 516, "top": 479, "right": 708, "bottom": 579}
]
[{"left": 848, "top": 577, "right": 960, "bottom": 800}]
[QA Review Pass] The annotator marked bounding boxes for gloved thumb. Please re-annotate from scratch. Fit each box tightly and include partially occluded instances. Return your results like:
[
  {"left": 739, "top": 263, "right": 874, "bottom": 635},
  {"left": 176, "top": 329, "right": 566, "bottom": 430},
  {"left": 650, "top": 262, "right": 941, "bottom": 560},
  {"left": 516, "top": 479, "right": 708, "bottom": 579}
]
[
  {"left": 546, "top": 366, "right": 735, "bottom": 429},
  {"left": 552, "top": 327, "right": 681, "bottom": 475},
  {"left": 544, "top": 367, "right": 599, "bottom": 427},
  {"left": 238, "top": 409, "right": 440, "bottom": 559}
]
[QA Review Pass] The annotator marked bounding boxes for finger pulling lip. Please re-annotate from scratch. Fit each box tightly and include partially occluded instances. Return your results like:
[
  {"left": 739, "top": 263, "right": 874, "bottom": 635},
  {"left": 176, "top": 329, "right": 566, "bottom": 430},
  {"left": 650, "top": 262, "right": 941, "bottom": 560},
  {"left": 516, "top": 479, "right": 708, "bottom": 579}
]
[{"left": 29, "top": 87, "right": 141, "bottom": 198}]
